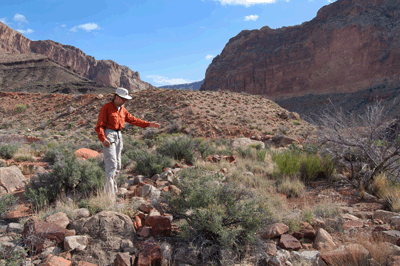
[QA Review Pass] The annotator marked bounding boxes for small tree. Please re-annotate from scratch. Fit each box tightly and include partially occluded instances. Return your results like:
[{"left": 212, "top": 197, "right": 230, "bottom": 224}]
[{"left": 316, "top": 101, "right": 400, "bottom": 188}]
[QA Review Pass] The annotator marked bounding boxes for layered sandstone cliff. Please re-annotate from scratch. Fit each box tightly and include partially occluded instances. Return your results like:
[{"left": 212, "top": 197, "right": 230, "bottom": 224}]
[
  {"left": 201, "top": 0, "right": 400, "bottom": 99},
  {"left": 0, "top": 22, "right": 153, "bottom": 91}
]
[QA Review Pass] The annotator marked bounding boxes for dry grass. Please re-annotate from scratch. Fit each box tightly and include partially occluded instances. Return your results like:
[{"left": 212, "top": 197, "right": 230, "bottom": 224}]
[
  {"left": 373, "top": 173, "right": 400, "bottom": 212},
  {"left": 275, "top": 176, "right": 305, "bottom": 198},
  {"left": 13, "top": 145, "right": 35, "bottom": 162}
]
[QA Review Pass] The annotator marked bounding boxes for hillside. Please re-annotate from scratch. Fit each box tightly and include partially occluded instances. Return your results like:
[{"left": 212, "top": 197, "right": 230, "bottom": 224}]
[
  {"left": 201, "top": 0, "right": 400, "bottom": 101},
  {"left": 0, "top": 89, "right": 313, "bottom": 141},
  {"left": 0, "top": 53, "right": 114, "bottom": 94},
  {"left": 0, "top": 22, "right": 153, "bottom": 92}
]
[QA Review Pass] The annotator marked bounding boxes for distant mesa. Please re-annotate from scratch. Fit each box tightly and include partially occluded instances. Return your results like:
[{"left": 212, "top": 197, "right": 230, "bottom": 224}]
[
  {"left": 200, "top": 0, "right": 400, "bottom": 117},
  {"left": 158, "top": 80, "right": 204, "bottom": 90},
  {"left": 0, "top": 22, "right": 153, "bottom": 93}
]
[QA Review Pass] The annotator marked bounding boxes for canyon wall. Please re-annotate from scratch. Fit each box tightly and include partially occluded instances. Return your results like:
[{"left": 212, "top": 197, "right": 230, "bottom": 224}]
[{"left": 201, "top": 0, "right": 400, "bottom": 99}]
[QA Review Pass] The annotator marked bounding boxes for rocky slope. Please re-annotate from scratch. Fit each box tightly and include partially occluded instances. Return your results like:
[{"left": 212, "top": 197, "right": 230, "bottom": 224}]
[
  {"left": 0, "top": 22, "right": 153, "bottom": 91},
  {"left": 201, "top": 0, "right": 400, "bottom": 100}
]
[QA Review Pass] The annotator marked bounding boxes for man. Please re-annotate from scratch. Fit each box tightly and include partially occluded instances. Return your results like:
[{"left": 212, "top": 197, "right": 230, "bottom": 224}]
[{"left": 95, "top": 87, "right": 160, "bottom": 199}]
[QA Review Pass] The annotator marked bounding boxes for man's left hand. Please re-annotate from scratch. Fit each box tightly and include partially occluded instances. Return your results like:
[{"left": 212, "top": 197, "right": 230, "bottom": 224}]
[{"left": 149, "top": 122, "right": 160, "bottom": 128}]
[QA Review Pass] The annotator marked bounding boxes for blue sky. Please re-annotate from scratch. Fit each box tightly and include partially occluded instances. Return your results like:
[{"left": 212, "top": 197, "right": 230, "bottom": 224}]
[{"left": 1, "top": 0, "right": 335, "bottom": 86}]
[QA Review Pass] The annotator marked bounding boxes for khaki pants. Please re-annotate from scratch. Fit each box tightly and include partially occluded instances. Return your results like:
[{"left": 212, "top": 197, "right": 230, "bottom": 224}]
[{"left": 103, "top": 128, "right": 123, "bottom": 199}]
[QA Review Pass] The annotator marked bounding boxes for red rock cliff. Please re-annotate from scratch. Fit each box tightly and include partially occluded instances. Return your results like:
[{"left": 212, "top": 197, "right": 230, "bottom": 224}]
[
  {"left": 0, "top": 22, "right": 152, "bottom": 91},
  {"left": 201, "top": 0, "right": 400, "bottom": 99}
]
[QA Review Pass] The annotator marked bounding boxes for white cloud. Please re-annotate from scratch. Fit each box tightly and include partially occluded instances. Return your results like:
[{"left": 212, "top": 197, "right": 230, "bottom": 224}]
[
  {"left": 216, "top": 0, "right": 276, "bottom": 6},
  {"left": 328, "top": 0, "right": 336, "bottom": 2},
  {"left": 13, "top": 14, "right": 28, "bottom": 24},
  {"left": 61, "top": 24, "right": 66, "bottom": 27},
  {"left": 206, "top": 55, "right": 214, "bottom": 60},
  {"left": 244, "top": 15, "right": 259, "bottom": 21},
  {"left": 17, "top": 29, "right": 34, "bottom": 34},
  {"left": 0, "top": 18, "right": 7, "bottom": 25},
  {"left": 71, "top": 23, "right": 101, "bottom": 32},
  {"left": 146, "top": 75, "right": 193, "bottom": 85}
]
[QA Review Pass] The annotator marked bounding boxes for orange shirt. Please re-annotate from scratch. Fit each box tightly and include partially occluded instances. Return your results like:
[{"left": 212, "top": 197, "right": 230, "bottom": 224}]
[{"left": 95, "top": 102, "right": 150, "bottom": 142}]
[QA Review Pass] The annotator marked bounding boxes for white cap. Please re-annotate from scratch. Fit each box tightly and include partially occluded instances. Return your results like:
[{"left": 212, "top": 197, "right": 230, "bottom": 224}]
[{"left": 115, "top": 87, "right": 132, "bottom": 100}]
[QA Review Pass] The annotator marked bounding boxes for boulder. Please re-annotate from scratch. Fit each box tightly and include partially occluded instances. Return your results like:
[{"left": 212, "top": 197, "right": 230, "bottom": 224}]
[
  {"left": 292, "top": 251, "right": 321, "bottom": 265},
  {"left": 73, "top": 208, "right": 90, "bottom": 219},
  {"left": 114, "top": 252, "right": 132, "bottom": 266},
  {"left": 6, "top": 223, "right": 24, "bottom": 234},
  {"left": 74, "top": 148, "right": 99, "bottom": 160},
  {"left": 0, "top": 165, "right": 27, "bottom": 194},
  {"left": 140, "top": 184, "right": 160, "bottom": 200},
  {"left": 68, "top": 211, "right": 136, "bottom": 266},
  {"left": 137, "top": 238, "right": 162, "bottom": 266},
  {"left": 321, "top": 244, "right": 370, "bottom": 266},
  {"left": 279, "top": 234, "right": 302, "bottom": 251},
  {"left": 314, "top": 228, "right": 336, "bottom": 251},
  {"left": 260, "top": 223, "right": 289, "bottom": 239},
  {"left": 375, "top": 210, "right": 400, "bottom": 223},
  {"left": 64, "top": 235, "right": 88, "bottom": 251},
  {"left": 46, "top": 212, "right": 70, "bottom": 229},
  {"left": 230, "top": 137, "right": 265, "bottom": 149},
  {"left": 41, "top": 255, "right": 72, "bottom": 266},
  {"left": 22, "top": 219, "right": 75, "bottom": 254}
]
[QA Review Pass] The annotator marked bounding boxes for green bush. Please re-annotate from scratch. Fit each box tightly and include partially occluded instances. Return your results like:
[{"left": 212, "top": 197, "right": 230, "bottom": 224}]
[
  {"left": 25, "top": 151, "right": 104, "bottom": 209},
  {"left": 0, "top": 194, "right": 17, "bottom": 216},
  {"left": 237, "top": 146, "right": 253, "bottom": 158},
  {"left": 299, "top": 154, "right": 322, "bottom": 180},
  {"left": 256, "top": 149, "right": 268, "bottom": 162},
  {"left": 0, "top": 144, "right": 19, "bottom": 160},
  {"left": 134, "top": 150, "right": 172, "bottom": 177},
  {"left": 157, "top": 135, "right": 195, "bottom": 165},
  {"left": 164, "top": 167, "right": 270, "bottom": 264},
  {"left": 196, "top": 139, "right": 216, "bottom": 159},
  {"left": 14, "top": 104, "right": 27, "bottom": 114},
  {"left": 272, "top": 150, "right": 301, "bottom": 176}
]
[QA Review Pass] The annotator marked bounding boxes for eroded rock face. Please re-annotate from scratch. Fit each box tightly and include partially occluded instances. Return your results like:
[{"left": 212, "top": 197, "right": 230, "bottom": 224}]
[
  {"left": 0, "top": 22, "right": 153, "bottom": 91},
  {"left": 201, "top": 0, "right": 400, "bottom": 99}
]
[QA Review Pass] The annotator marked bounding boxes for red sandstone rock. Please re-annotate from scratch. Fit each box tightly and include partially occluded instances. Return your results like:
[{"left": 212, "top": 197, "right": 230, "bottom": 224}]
[
  {"left": 42, "top": 255, "right": 72, "bottom": 266},
  {"left": 137, "top": 238, "right": 162, "bottom": 266},
  {"left": 74, "top": 148, "right": 99, "bottom": 160},
  {"left": 279, "top": 234, "right": 302, "bottom": 251},
  {"left": 22, "top": 219, "right": 75, "bottom": 254}
]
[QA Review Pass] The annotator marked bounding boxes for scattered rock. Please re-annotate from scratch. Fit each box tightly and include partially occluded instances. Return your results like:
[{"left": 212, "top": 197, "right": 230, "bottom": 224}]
[
  {"left": 114, "top": 252, "right": 132, "bottom": 266},
  {"left": 73, "top": 208, "right": 90, "bottom": 219},
  {"left": 314, "top": 228, "right": 336, "bottom": 251},
  {"left": 22, "top": 218, "right": 75, "bottom": 254},
  {"left": 279, "top": 234, "right": 302, "bottom": 251},
  {"left": 0, "top": 165, "right": 27, "bottom": 194},
  {"left": 6, "top": 222, "right": 24, "bottom": 234},
  {"left": 260, "top": 223, "right": 289, "bottom": 239},
  {"left": 140, "top": 184, "right": 160, "bottom": 200},
  {"left": 74, "top": 148, "right": 99, "bottom": 160},
  {"left": 375, "top": 210, "right": 400, "bottom": 223},
  {"left": 41, "top": 255, "right": 72, "bottom": 266},
  {"left": 137, "top": 238, "right": 162, "bottom": 266},
  {"left": 230, "top": 137, "right": 265, "bottom": 149},
  {"left": 64, "top": 235, "right": 88, "bottom": 251}
]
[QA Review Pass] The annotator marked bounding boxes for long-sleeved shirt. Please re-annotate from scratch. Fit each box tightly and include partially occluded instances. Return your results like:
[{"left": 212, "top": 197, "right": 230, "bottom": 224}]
[{"left": 95, "top": 102, "right": 150, "bottom": 142}]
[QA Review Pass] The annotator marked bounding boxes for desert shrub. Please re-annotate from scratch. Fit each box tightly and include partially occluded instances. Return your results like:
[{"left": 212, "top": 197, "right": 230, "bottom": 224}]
[
  {"left": 0, "top": 194, "right": 17, "bottom": 216},
  {"left": 272, "top": 150, "right": 301, "bottom": 176},
  {"left": 0, "top": 143, "right": 19, "bottom": 159},
  {"left": 256, "top": 149, "right": 268, "bottom": 162},
  {"left": 237, "top": 146, "right": 253, "bottom": 159},
  {"left": 299, "top": 154, "right": 322, "bottom": 181},
  {"left": 0, "top": 241, "right": 26, "bottom": 266},
  {"left": 121, "top": 137, "right": 146, "bottom": 155},
  {"left": 157, "top": 135, "right": 195, "bottom": 165},
  {"left": 134, "top": 150, "right": 172, "bottom": 177},
  {"left": 25, "top": 151, "right": 104, "bottom": 209},
  {"left": 0, "top": 121, "right": 13, "bottom": 129},
  {"left": 14, "top": 104, "right": 27, "bottom": 114},
  {"left": 317, "top": 101, "right": 400, "bottom": 188},
  {"left": 196, "top": 139, "right": 216, "bottom": 159},
  {"left": 43, "top": 143, "right": 78, "bottom": 164},
  {"left": 164, "top": 167, "right": 270, "bottom": 264},
  {"left": 373, "top": 173, "right": 400, "bottom": 212}
]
